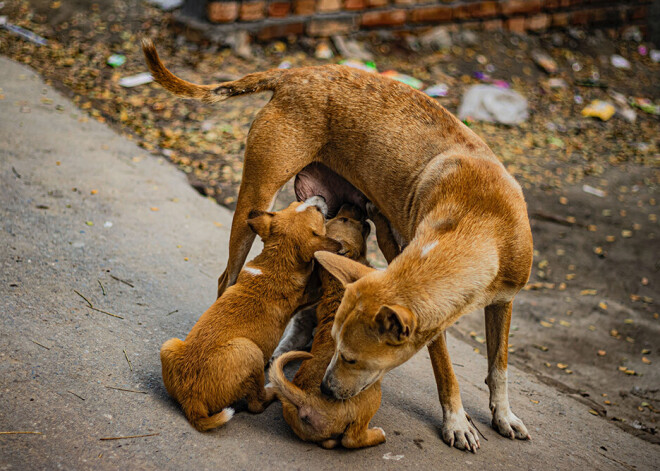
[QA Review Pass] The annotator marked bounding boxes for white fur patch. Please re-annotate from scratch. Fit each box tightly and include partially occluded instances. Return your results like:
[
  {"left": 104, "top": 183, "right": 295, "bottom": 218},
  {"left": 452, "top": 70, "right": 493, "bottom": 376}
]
[
  {"left": 223, "top": 407, "right": 235, "bottom": 421},
  {"left": 295, "top": 202, "right": 311, "bottom": 212},
  {"left": 297, "top": 196, "right": 328, "bottom": 217},
  {"left": 243, "top": 266, "right": 262, "bottom": 276},
  {"left": 421, "top": 241, "right": 438, "bottom": 257}
]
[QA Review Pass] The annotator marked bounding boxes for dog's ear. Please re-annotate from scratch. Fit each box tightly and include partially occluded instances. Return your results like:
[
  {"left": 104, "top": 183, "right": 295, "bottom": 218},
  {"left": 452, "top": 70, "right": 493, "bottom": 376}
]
[
  {"left": 247, "top": 210, "right": 274, "bottom": 238},
  {"left": 314, "top": 251, "right": 375, "bottom": 286},
  {"left": 374, "top": 305, "right": 416, "bottom": 344},
  {"left": 318, "top": 237, "right": 343, "bottom": 254}
]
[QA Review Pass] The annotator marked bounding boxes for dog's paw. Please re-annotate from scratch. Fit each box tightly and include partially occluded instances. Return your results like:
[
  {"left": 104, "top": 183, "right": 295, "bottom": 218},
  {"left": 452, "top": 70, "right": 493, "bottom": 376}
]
[
  {"left": 441, "top": 409, "right": 480, "bottom": 453},
  {"left": 491, "top": 406, "right": 530, "bottom": 440}
]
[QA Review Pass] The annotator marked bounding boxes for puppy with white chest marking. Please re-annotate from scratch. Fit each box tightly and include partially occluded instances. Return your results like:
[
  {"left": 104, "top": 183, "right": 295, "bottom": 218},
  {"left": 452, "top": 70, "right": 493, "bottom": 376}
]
[
  {"left": 160, "top": 198, "right": 341, "bottom": 431},
  {"left": 270, "top": 204, "right": 385, "bottom": 449}
]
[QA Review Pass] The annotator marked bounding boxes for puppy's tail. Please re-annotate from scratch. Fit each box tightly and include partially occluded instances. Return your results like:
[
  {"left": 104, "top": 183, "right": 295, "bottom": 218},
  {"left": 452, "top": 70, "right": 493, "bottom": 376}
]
[
  {"left": 141, "top": 38, "right": 284, "bottom": 104},
  {"left": 269, "top": 351, "right": 314, "bottom": 408},
  {"left": 187, "top": 406, "right": 235, "bottom": 432}
]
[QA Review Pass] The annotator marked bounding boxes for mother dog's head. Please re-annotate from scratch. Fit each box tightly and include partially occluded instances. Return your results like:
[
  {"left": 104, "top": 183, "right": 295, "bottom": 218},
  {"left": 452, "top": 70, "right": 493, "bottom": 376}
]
[{"left": 314, "top": 251, "right": 418, "bottom": 400}]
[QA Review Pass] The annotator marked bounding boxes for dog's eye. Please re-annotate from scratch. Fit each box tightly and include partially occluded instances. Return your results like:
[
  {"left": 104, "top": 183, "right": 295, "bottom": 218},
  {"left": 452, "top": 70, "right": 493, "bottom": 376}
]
[{"left": 341, "top": 353, "right": 357, "bottom": 365}]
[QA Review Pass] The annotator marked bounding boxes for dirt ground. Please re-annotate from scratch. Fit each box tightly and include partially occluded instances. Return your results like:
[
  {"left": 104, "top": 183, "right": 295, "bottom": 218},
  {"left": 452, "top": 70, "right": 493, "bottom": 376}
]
[{"left": 0, "top": 0, "right": 658, "bottom": 444}]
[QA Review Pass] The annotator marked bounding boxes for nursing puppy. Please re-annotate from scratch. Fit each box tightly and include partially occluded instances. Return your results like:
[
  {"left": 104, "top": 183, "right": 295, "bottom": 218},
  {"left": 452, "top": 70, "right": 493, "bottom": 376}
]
[
  {"left": 270, "top": 205, "right": 385, "bottom": 449},
  {"left": 160, "top": 198, "right": 341, "bottom": 431}
]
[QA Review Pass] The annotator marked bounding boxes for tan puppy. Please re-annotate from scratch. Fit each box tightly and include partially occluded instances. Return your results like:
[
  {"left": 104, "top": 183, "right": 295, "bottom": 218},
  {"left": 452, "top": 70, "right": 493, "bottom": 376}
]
[
  {"left": 143, "top": 40, "right": 533, "bottom": 451},
  {"left": 160, "top": 198, "right": 341, "bottom": 431},
  {"left": 270, "top": 205, "right": 385, "bottom": 449}
]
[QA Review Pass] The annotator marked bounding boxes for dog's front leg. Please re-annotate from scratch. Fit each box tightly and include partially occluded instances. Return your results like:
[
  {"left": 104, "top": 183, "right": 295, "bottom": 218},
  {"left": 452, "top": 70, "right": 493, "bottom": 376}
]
[
  {"left": 485, "top": 301, "right": 530, "bottom": 440},
  {"left": 428, "top": 331, "right": 480, "bottom": 452}
]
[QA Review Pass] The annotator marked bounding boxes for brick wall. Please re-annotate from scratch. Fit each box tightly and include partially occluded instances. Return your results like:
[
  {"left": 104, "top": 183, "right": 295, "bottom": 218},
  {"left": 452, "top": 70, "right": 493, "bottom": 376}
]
[{"left": 178, "top": 0, "right": 653, "bottom": 40}]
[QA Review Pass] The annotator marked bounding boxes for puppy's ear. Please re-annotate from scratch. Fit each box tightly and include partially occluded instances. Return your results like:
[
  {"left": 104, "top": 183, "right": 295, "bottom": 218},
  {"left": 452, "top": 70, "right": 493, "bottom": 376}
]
[
  {"left": 374, "top": 305, "right": 416, "bottom": 344},
  {"left": 314, "top": 251, "right": 375, "bottom": 286},
  {"left": 318, "top": 237, "right": 343, "bottom": 254},
  {"left": 247, "top": 210, "right": 274, "bottom": 239}
]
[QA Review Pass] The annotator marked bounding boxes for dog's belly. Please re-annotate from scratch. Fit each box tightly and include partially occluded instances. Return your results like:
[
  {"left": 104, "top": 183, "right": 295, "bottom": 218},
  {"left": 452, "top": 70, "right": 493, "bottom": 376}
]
[{"left": 294, "top": 163, "right": 368, "bottom": 218}]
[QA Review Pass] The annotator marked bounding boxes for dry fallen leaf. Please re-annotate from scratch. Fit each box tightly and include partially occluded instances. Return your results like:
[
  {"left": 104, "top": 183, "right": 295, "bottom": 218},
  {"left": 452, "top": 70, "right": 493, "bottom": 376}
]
[{"left": 597, "top": 350, "right": 606, "bottom": 356}]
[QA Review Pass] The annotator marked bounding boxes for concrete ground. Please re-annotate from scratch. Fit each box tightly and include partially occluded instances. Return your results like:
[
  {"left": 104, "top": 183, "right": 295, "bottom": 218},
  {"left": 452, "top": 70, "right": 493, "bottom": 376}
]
[{"left": 0, "top": 57, "right": 656, "bottom": 470}]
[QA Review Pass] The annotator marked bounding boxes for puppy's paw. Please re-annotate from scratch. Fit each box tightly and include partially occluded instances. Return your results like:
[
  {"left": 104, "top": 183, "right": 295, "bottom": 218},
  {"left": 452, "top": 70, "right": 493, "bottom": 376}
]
[
  {"left": 491, "top": 406, "right": 530, "bottom": 440},
  {"left": 441, "top": 409, "right": 480, "bottom": 453}
]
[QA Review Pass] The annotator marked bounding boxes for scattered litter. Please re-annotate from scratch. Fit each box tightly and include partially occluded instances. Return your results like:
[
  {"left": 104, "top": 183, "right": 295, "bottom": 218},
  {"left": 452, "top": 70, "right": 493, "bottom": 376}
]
[
  {"left": 277, "top": 61, "right": 292, "bottom": 69},
  {"left": 610, "top": 54, "right": 631, "bottom": 70},
  {"left": 458, "top": 85, "right": 528, "bottom": 125},
  {"left": 582, "top": 185, "right": 606, "bottom": 198},
  {"left": 338, "top": 59, "right": 377, "bottom": 73},
  {"left": 629, "top": 97, "right": 660, "bottom": 115},
  {"left": 531, "top": 50, "right": 558, "bottom": 74},
  {"left": 332, "top": 35, "right": 373, "bottom": 61},
  {"left": 145, "top": 0, "right": 182, "bottom": 10},
  {"left": 547, "top": 78, "right": 567, "bottom": 89},
  {"left": 424, "top": 83, "right": 448, "bottom": 97},
  {"left": 575, "top": 78, "right": 608, "bottom": 89},
  {"left": 608, "top": 90, "right": 636, "bottom": 123},
  {"left": 118, "top": 73, "right": 153, "bottom": 88},
  {"left": 314, "top": 41, "right": 333, "bottom": 59},
  {"left": 418, "top": 26, "right": 452, "bottom": 50},
  {"left": 581, "top": 100, "right": 615, "bottom": 121},
  {"left": 225, "top": 30, "right": 252, "bottom": 60},
  {"left": 473, "top": 72, "right": 510, "bottom": 89},
  {"left": 383, "top": 452, "right": 404, "bottom": 461},
  {"left": 103, "top": 221, "right": 113, "bottom": 228},
  {"left": 638, "top": 45, "right": 647, "bottom": 56},
  {"left": 650, "top": 50, "right": 660, "bottom": 63},
  {"left": 381, "top": 70, "right": 423, "bottom": 89},
  {"left": 0, "top": 16, "right": 48, "bottom": 46},
  {"left": 106, "top": 54, "right": 126, "bottom": 68}
]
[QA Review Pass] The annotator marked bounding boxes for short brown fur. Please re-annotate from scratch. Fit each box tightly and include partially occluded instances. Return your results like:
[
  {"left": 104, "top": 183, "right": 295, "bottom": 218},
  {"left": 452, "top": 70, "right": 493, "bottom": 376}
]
[
  {"left": 270, "top": 205, "right": 385, "bottom": 449},
  {"left": 144, "top": 39, "right": 533, "bottom": 451},
  {"left": 160, "top": 201, "right": 341, "bottom": 431}
]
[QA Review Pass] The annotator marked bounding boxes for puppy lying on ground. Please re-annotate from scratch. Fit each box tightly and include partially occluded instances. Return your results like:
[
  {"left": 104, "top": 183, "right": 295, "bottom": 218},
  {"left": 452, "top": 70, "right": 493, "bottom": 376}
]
[
  {"left": 270, "top": 205, "right": 385, "bottom": 449},
  {"left": 160, "top": 198, "right": 341, "bottom": 431}
]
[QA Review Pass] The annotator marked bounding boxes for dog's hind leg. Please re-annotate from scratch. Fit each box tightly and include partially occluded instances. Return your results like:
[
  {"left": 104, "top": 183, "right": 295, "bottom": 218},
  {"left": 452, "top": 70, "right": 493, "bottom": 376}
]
[
  {"left": 485, "top": 301, "right": 530, "bottom": 440},
  {"left": 428, "top": 331, "right": 480, "bottom": 452},
  {"left": 341, "top": 423, "right": 386, "bottom": 449},
  {"left": 217, "top": 111, "right": 321, "bottom": 297}
]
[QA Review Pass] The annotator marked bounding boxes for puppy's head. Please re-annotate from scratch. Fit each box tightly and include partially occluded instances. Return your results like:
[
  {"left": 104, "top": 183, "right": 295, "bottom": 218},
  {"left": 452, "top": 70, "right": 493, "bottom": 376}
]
[
  {"left": 247, "top": 196, "right": 342, "bottom": 262},
  {"left": 314, "top": 252, "right": 417, "bottom": 400},
  {"left": 324, "top": 204, "right": 370, "bottom": 261}
]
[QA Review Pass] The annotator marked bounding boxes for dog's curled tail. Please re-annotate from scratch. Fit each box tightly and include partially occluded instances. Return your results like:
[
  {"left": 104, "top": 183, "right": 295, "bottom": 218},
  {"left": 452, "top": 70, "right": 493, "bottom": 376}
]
[
  {"left": 187, "top": 406, "right": 235, "bottom": 432},
  {"left": 269, "top": 351, "right": 313, "bottom": 408},
  {"left": 141, "top": 38, "right": 283, "bottom": 104}
]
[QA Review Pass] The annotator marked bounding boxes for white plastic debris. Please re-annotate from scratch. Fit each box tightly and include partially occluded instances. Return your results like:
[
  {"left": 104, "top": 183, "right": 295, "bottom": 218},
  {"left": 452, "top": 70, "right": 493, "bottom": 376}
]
[
  {"left": 582, "top": 185, "right": 606, "bottom": 198},
  {"left": 145, "top": 0, "right": 183, "bottom": 10},
  {"left": 458, "top": 85, "right": 528, "bottom": 125},
  {"left": 118, "top": 73, "right": 153, "bottom": 88},
  {"left": 650, "top": 50, "right": 660, "bottom": 63},
  {"left": 610, "top": 54, "right": 631, "bottom": 69},
  {"left": 332, "top": 35, "right": 373, "bottom": 61},
  {"left": 383, "top": 452, "right": 405, "bottom": 461}
]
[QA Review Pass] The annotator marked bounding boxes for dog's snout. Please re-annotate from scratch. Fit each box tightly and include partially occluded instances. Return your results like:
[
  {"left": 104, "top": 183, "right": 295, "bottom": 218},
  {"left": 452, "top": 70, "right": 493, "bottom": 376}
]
[{"left": 320, "top": 379, "right": 334, "bottom": 398}]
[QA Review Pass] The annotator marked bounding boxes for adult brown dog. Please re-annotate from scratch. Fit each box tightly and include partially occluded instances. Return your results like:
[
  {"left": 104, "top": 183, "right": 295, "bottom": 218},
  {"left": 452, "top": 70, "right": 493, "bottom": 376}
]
[
  {"left": 143, "top": 39, "right": 533, "bottom": 451},
  {"left": 160, "top": 199, "right": 340, "bottom": 431},
  {"left": 270, "top": 204, "right": 385, "bottom": 449}
]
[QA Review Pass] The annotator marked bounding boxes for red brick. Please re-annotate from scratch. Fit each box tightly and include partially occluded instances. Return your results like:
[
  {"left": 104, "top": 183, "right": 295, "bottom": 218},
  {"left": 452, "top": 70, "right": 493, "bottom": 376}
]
[
  {"left": 501, "top": 0, "right": 541, "bottom": 16},
  {"left": 476, "top": 1, "right": 499, "bottom": 18},
  {"left": 543, "top": 0, "right": 570, "bottom": 9},
  {"left": 483, "top": 18, "right": 503, "bottom": 30},
  {"left": 630, "top": 5, "right": 648, "bottom": 20},
  {"left": 307, "top": 17, "right": 357, "bottom": 36},
  {"left": 268, "top": 1, "right": 291, "bottom": 17},
  {"left": 240, "top": 1, "right": 265, "bottom": 21},
  {"left": 456, "top": 2, "right": 497, "bottom": 19},
  {"left": 361, "top": 8, "right": 406, "bottom": 26},
  {"left": 317, "top": 0, "right": 342, "bottom": 12},
  {"left": 410, "top": 5, "right": 453, "bottom": 23},
  {"left": 570, "top": 9, "right": 589, "bottom": 25},
  {"left": 526, "top": 13, "right": 549, "bottom": 30},
  {"left": 257, "top": 21, "right": 304, "bottom": 39},
  {"left": 589, "top": 7, "right": 608, "bottom": 24},
  {"left": 207, "top": 1, "right": 239, "bottom": 23},
  {"left": 393, "top": 0, "right": 416, "bottom": 4},
  {"left": 569, "top": 0, "right": 583, "bottom": 5},
  {"left": 366, "top": 0, "right": 388, "bottom": 7},
  {"left": 344, "top": 0, "right": 366, "bottom": 9},
  {"left": 506, "top": 16, "right": 526, "bottom": 33},
  {"left": 551, "top": 12, "right": 569, "bottom": 26},
  {"left": 294, "top": 0, "right": 315, "bottom": 14}
]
